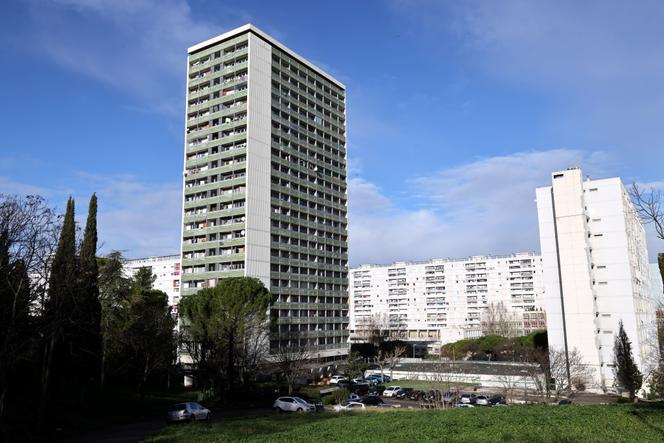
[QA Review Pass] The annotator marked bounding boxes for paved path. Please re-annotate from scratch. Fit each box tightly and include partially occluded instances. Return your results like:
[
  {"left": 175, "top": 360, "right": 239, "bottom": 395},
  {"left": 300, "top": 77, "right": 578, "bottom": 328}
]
[{"left": 61, "top": 408, "right": 273, "bottom": 443}]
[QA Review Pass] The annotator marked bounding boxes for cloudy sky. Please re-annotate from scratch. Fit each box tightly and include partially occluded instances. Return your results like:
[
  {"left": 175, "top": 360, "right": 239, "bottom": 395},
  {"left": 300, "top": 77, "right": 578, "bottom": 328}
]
[{"left": 1, "top": 0, "right": 663, "bottom": 264}]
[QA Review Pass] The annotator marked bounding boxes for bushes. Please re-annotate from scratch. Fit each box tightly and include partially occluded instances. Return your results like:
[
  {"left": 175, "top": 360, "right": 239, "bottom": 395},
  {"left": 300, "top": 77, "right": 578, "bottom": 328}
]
[{"left": 441, "top": 330, "right": 547, "bottom": 362}]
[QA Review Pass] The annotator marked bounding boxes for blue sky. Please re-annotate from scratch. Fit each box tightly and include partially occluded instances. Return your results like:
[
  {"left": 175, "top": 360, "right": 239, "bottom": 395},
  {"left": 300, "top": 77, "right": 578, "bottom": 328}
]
[{"left": 1, "top": 0, "right": 663, "bottom": 265}]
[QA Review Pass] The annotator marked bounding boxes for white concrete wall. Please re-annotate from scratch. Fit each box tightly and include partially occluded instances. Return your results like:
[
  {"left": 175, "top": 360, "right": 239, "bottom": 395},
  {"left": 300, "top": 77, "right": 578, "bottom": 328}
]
[
  {"left": 124, "top": 255, "right": 182, "bottom": 306},
  {"left": 536, "top": 168, "right": 660, "bottom": 391},
  {"left": 350, "top": 253, "right": 545, "bottom": 346},
  {"left": 244, "top": 33, "right": 272, "bottom": 289}
]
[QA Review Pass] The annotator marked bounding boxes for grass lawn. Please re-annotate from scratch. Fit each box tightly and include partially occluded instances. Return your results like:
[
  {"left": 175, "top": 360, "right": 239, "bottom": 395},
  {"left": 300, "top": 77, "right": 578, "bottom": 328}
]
[{"left": 144, "top": 403, "right": 664, "bottom": 443}]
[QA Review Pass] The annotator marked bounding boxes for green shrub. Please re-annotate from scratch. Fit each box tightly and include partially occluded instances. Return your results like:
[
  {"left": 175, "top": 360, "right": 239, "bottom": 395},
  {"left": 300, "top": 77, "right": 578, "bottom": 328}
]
[
  {"left": 322, "top": 395, "right": 336, "bottom": 405},
  {"left": 332, "top": 388, "right": 349, "bottom": 405}
]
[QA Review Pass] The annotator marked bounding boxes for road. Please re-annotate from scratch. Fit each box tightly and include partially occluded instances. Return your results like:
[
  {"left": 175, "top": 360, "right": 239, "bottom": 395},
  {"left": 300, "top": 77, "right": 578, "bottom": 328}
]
[{"left": 61, "top": 408, "right": 273, "bottom": 443}]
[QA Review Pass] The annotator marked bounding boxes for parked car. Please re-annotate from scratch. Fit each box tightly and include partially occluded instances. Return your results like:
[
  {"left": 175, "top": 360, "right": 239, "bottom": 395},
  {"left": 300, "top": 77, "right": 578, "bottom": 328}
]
[
  {"left": 349, "top": 393, "right": 361, "bottom": 402},
  {"left": 456, "top": 403, "right": 475, "bottom": 408},
  {"left": 370, "top": 384, "right": 386, "bottom": 395},
  {"left": 273, "top": 397, "right": 316, "bottom": 413},
  {"left": 459, "top": 393, "right": 477, "bottom": 404},
  {"left": 395, "top": 388, "right": 414, "bottom": 400},
  {"left": 475, "top": 395, "right": 490, "bottom": 406},
  {"left": 382, "top": 386, "right": 401, "bottom": 397},
  {"left": 334, "top": 401, "right": 367, "bottom": 412},
  {"left": 329, "top": 375, "right": 348, "bottom": 384},
  {"left": 489, "top": 395, "right": 506, "bottom": 406},
  {"left": 558, "top": 399, "right": 573, "bottom": 405},
  {"left": 302, "top": 398, "right": 324, "bottom": 412},
  {"left": 366, "top": 374, "right": 391, "bottom": 383},
  {"left": 361, "top": 395, "right": 385, "bottom": 406},
  {"left": 166, "top": 402, "right": 211, "bottom": 423},
  {"left": 352, "top": 378, "right": 370, "bottom": 386}
]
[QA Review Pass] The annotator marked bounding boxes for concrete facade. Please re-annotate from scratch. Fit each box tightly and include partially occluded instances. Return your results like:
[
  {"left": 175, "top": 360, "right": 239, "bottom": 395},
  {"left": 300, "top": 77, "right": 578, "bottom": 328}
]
[
  {"left": 536, "top": 168, "right": 659, "bottom": 391},
  {"left": 181, "top": 25, "right": 349, "bottom": 359},
  {"left": 349, "top": 253, "right": 546, "bottom": 352},
  {"left": 124, "top": 255, "right": 182, "bottom": 309}
]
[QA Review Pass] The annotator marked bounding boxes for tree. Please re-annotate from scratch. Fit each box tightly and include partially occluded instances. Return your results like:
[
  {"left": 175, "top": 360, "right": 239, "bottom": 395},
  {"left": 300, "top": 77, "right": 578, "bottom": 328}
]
[
  {"left": 630, "top": 183, "right": 663, "bottom": 240},
  {"left": 381, "top": 344, "right": 407, "bottom": 380},
  {"left": 548, "top": 347, "right": 593, "bottom": 398},
  {"left": 481, "top": 302, "right": 516, "bottom": 338},
  {"left": 272, "top": 332, "right": 312, "bottom": 395},
  {"left": 0, "top": 232, "right": 32, "bottom": 418},
  {"left": 41, "top": 197, "right": 77, "bottom": 413},
  {"left": 74, "top": 194, "right": 101, "bottom": 385},
  {"left": 614, "top": 320, "right": 643, "bottom": 401},
  {"left": 132, "top": 266, "right": 156, "bottom": 292},
  {"left": 650, "top": 363, "right": 664, "bottom": 399},
  {"left": 344, "top": 351, "right": 368, "bottom": 379},
  {"left": 98, "top": 251, "right": 132, "bottom": 388},
  {"left": 179, "top": 277, "right": 273, "bottom": 393},
  {"left": 118, "top": 289, "right": 175, "bottom": 398}
]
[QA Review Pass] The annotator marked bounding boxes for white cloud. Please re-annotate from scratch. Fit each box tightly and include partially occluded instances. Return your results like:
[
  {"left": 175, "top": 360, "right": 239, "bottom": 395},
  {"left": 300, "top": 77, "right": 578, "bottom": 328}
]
[
  {"left": 390, "top": 0, "right": 664, "bottom": 167},
  {"left": 25, "top": 0, "right": 250, "bottom": 114},
  {"left": 72, "top": 173, "right": 182, "bottom": 258},
  {"left": 349, "top": 148, "right": 607, "bottom": 266},
  {"left": 0, "top": 176, "right": 53, "bottom": 196}
]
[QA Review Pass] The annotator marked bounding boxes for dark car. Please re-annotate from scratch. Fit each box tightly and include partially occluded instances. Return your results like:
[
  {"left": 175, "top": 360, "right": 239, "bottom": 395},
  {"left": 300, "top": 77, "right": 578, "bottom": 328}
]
[
  {"left": 370, "top": 384, "right": 386, "bottom": 395},
  {"left": 395, "top": 388, "right": 414, "bottom": 400},
  {"left": 408, "top": 390, "right": 426, "bottom": 401},
  {"left": 303, "top": 398, "right": 324, "bottom": 412},
  {"left": 558, "top": 399, "right": 573, "bottom": 405},
  {"left": 361, "top": 395, "right": 385, "bottom": 406},
  {"left": 489, "top": 395, "right": 506, "bottom": 406}
]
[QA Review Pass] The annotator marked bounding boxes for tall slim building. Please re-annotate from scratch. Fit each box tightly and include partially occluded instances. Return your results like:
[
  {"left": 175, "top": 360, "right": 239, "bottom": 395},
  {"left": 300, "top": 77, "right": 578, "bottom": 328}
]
[
  {"left": 536, "top": 168, "right": 659, "bottom": 391},
  {"left": 180, "top": 24, "right": 349, "bottom": 359}
]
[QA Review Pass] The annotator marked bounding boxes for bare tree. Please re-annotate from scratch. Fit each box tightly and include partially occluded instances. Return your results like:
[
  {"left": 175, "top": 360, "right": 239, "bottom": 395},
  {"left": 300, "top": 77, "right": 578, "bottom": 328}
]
[
  {"left": 481, "top": 301, "right": 516, "bottom": 337},
  {"left": 356, "top": 313, "right": 390, "bottom": 347},
  {"left": 0, "top": 195, "right": 60, "bottom": 417},
  {"left": 272, "top": 328, "right": 312, "bottom": 395},
  {"left": 548, "top": 347, "right": 594, "bottom": 399},
  {"left": 382, "top": 345, "right": 407, "bottom": 380},
  {"left": 630, "top": 183, "right": 664, "bottom": 240}
]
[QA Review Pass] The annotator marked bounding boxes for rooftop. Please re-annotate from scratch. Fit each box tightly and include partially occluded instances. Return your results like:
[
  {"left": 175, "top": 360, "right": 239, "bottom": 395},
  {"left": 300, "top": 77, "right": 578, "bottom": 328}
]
[{"left": 187, "top": 23, "right": 345, "bottom": 89}]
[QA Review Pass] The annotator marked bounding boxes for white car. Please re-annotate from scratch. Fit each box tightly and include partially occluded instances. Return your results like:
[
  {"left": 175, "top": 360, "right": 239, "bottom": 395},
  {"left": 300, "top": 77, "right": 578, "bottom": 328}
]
[
  {"left": 333, "top": 401, "right": 366, "bottom": 412},
  {"left": 352, "top": 378, "right": 369, "bottom": 386},
  {"left": 166, "top": 402, "right": 211, "bottom": 423},
  {"left": 273, "top": 397, "right": 316, "bottom": 413},
  {"left": 475, "top": 395, "right": 489, "bottom": 406},
  {"left": 329, "top": 375, "right": 348, "bottom": 384},
  {"left": 382, "top": 386, "right": 401, "bottom": 397}
]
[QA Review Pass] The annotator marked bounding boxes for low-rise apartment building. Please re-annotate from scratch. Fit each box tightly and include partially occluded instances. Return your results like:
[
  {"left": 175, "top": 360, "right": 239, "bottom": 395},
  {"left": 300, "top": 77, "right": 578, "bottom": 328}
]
[{"left": 349, "top": 253, "right": 546, "bottom": 352}]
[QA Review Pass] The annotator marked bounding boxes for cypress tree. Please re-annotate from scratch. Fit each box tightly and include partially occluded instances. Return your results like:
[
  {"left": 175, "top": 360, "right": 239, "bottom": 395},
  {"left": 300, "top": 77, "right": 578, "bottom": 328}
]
[
  {"left": 42, "top": 198, "right": 77, "bottom": 405},
  {"left": 613, "top": 320, "right": 643, "bottom": 401},
  {"left": 76, "top": 194, "right": 101, "bottom": 381}
]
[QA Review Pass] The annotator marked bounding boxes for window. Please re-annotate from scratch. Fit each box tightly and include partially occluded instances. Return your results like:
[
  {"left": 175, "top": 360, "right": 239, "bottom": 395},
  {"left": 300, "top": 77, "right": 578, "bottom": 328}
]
[{"left": 553, "top": 173, "right": 564, "bottom": 179}]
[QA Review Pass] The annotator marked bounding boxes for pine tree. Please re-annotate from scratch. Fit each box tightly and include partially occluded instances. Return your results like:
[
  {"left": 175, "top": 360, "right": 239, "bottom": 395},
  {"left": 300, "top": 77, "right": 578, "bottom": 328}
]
[
  {"left": 76, "top": 194, "right": 101, "bottom": 382},
  {"left": 614, "top": 320, "right": 643, "bottom": 401},
  {"left": 41, "top": 198, "right": 77, "bottom": 406}
]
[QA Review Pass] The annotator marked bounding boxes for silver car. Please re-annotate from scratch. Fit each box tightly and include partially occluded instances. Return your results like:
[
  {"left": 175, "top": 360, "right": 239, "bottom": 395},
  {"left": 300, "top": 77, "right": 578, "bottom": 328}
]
[
  {"left": 166, "top": 402, "right": 211, "bottom": 423},
  {"left": 273, "top": 396, "right": 316, "bottom": 413}
]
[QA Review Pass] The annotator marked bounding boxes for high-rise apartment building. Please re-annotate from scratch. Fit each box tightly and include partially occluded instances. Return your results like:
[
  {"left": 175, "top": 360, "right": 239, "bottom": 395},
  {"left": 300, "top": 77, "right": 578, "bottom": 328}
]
[
  {"left": 536, "top": 168, "right": 659, "bottom": 390},
  {"left": 180, "top": 25, "right": 349, "bottom": 359},
  {"left": 349, "top": 253, "right": 546, "bottom": 352},
  {"left": 124, "top": 254, "right": 182, "bottom": 314}
]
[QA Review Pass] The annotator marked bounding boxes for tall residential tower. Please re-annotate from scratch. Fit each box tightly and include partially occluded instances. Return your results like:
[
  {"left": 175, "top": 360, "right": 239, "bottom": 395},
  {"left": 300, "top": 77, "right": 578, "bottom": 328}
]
[
  {"left": 181, "top": 25, "right": 349, "bottom": 359},
  {"left": 536, "top": 168, "right": 659, "bottom": 391}
]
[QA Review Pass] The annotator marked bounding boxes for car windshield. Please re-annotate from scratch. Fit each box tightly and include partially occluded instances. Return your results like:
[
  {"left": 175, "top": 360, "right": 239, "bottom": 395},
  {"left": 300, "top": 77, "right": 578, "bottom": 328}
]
[
  {"left": 169, "top": 403, "right": 187, "bottom": 411},
  {"left": 294, "top": 397, "right": 308, "bottom": 404}
]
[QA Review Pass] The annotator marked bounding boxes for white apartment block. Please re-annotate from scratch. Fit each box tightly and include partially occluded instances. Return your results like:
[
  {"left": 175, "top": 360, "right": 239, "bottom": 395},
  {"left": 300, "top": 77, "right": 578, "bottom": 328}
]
[
  {"left": 124, "top": 255, "right": 182, "bottom": 310},
  {"left": 536, "top": 168, "right": 659, "bottom": 391},
  {"left": 349, "top": 253, "right": 546, "bottom": 352}
]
